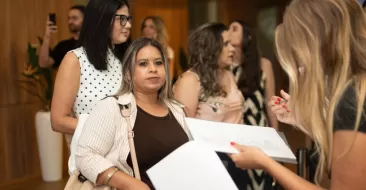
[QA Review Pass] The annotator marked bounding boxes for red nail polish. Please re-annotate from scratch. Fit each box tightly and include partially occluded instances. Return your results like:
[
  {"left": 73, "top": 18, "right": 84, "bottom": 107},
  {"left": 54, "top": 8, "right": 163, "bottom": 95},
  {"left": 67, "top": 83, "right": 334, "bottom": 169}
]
[
  {"left": 277, "top": 98, "right": 281, "bottom": 101},
  {"left": 275, "top": 102, "right": 279, "bottom": 105},
  {"left": 230, "top": 142, "right": 235, "bottom": 146},
  {"left": 282, "top": 105, "right": 286, "bottom": 108},
  {"left": 287, "top": 110, "right": 291, "bottom": 113}
]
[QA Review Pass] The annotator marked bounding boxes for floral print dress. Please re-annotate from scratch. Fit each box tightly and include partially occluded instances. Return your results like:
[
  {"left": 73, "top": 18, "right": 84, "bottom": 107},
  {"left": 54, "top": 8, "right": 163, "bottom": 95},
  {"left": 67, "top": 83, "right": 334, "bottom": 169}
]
[{"left": 191, "top": 71, "right": 244, "bottom": 124}]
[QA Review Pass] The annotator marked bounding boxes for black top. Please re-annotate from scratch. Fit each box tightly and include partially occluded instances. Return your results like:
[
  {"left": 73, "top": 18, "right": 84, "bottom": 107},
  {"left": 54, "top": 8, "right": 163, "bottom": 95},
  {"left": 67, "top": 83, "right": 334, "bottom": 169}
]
[
  {"left": 334, "top": 85, "right": 366, "bottom": 133},
  {"left": 126, "top": 106, "right": 189, "bottom": 189},
  {"left": 50, "top": 38, "right": 78, "bottom": 68}
]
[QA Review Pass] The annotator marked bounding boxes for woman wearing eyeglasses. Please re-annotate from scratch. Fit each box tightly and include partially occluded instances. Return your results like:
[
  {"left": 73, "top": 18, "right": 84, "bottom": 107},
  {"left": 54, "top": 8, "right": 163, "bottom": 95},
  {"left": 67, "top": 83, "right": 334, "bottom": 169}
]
[{"left": 50, "top": 0, "right": 132, "bottom": 173}]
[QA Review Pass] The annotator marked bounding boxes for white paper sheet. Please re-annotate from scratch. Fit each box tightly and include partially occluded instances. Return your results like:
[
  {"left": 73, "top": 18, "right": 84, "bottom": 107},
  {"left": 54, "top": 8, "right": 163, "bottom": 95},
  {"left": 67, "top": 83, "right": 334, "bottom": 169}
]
[
  {"left": 147, "top": 141, "right": 239, "bottom": 190},
  {"left": 185, "top": 118, "right": 297, "bottom": 164}
]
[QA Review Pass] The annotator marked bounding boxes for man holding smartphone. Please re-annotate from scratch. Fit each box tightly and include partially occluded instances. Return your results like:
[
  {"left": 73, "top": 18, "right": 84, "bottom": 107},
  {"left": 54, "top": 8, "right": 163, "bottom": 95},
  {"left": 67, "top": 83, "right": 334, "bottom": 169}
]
[{"left": 39, "top": 5, "right": 85, "bottom": 69}]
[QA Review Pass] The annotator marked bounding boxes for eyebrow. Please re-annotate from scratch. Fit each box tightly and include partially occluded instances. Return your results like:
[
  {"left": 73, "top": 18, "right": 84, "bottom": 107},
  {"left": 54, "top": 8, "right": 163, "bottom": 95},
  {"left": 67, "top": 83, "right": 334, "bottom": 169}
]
[
  {"left": 115, "top": 14, "right": 129, "bottom": 16},
  {"left": 137, "top": 58, "right": 163, "bottom": 62}
]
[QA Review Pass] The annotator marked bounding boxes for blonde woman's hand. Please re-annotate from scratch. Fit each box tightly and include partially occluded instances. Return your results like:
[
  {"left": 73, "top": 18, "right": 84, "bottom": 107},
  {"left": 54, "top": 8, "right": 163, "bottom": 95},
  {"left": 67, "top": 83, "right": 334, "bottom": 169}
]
[
  {"left": 268, "top": 90, "right": 296, "bottom": 126},
  {"left": 229, "top": 142, "right": 270, "bottom": 170}
]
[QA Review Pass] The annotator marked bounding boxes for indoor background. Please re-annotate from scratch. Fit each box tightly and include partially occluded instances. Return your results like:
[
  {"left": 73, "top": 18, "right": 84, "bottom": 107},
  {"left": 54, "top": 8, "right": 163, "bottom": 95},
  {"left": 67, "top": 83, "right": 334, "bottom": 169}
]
[{"left": 0, "top": 0, "right": 300, "bottom": 189}]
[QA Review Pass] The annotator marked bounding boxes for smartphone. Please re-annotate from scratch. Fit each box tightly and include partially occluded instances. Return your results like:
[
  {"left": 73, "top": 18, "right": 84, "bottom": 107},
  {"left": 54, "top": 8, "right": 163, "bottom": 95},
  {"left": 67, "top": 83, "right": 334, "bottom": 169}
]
[{"left": 49, "top": 13, "right": 56, "bottom": 25}]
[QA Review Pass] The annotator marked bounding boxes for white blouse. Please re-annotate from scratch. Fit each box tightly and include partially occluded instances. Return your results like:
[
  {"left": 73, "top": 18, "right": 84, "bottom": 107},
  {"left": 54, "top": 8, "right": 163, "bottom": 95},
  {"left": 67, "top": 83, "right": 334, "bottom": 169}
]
[{"left": 71, "top": 47, "right": 122, "bottom": 117}]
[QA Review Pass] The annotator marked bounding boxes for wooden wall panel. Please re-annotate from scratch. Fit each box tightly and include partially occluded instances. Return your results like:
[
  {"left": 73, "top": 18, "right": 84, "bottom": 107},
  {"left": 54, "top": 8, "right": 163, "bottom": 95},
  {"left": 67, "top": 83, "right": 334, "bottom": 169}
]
[
  {"left": 130, "top": 0, "right": 188, "bottom": 79},
  {"left": 73, "top": 0, "right": 88, "bottom": 5},
  {"left": 0, "top": 0, "right": 73, "bottom": 187},
  {"left": 1, "top": 0, "right": 72, "bottom": 105},
  {"left": 218, "top": 0, "right": 259, "bottom": 27},
  {"left": 0, "top": 104, "right": 41, "bottom": 184}
]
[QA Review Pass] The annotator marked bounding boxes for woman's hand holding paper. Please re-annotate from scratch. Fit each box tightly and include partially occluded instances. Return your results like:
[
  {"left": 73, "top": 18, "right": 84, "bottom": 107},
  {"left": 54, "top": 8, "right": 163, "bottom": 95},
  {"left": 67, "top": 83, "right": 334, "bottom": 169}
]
[{"left": 228, "top": 142, "right": 271, "bottom": 170}]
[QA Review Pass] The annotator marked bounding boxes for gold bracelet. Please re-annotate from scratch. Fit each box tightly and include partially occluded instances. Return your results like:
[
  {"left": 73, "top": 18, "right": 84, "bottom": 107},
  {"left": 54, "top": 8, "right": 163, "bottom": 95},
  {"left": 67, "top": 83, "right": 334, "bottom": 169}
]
[{"left": 104, "top": 167, "right": 119, "bottom": 186}]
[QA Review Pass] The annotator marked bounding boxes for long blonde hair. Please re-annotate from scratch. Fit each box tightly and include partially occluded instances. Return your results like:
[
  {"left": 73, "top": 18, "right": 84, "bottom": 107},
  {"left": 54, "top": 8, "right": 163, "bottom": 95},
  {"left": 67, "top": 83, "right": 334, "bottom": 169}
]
[{"left": 275, "top": 0, "right": 366, "bottom": 184}]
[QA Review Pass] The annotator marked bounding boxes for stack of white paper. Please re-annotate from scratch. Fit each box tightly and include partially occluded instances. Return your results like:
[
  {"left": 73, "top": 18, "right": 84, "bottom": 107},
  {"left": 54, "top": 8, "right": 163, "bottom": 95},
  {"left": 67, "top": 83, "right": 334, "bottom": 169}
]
[
  {"left": 146, "top": 118, "right": 296, "bottom": 190},
  {"left": 185, "top": 118, "right": 297, "bottom": 164},
  {"left": 147, "top": 141, "right": 239, "bottom": 190}
]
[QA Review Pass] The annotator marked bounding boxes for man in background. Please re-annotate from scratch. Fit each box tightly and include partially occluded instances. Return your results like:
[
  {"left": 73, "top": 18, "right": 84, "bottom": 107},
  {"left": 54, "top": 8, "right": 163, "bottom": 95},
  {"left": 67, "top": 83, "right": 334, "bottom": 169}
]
[{"left": 39, "top": 5, "right": 85, "bottom": 69}]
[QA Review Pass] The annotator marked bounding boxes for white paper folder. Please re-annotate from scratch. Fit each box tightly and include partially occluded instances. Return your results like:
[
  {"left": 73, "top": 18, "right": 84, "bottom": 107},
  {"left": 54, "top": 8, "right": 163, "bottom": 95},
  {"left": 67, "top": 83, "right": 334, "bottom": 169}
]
[
  {"left": 147, "top": 141, "right": 239, "bottom": 190},
  {"left": 146, "top": 118, "right": 297, "bottom": 190},
  {"left": 185, "top": 118, "right": 297, "bottom": 164}
]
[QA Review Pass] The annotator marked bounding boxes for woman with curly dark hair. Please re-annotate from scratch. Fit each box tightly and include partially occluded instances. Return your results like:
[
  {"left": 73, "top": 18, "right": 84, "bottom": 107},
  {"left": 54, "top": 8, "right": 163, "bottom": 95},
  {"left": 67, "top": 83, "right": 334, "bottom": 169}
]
[
  {"left": 173, "top": 22, "right": 247, "bottom": 189},
  {"left": 173, "top": 22, "right": 244, "bottom": 123}
]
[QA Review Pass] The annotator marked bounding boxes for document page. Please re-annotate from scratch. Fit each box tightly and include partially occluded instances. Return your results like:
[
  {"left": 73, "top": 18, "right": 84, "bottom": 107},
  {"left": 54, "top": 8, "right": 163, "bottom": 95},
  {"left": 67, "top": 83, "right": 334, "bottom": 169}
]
[
  {"left": 147, "top": 141, "right": 239, "bottom": 190},
  {"left": 185, "top": 118, "right": 297, "bottom": 164}
]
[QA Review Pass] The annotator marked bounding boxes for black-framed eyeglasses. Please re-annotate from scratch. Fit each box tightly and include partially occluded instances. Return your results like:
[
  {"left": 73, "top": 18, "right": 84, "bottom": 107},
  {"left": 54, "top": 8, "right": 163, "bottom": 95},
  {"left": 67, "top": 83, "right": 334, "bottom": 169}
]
[{"left": 115, "top": 14, "right": 132, "bottom": 26}]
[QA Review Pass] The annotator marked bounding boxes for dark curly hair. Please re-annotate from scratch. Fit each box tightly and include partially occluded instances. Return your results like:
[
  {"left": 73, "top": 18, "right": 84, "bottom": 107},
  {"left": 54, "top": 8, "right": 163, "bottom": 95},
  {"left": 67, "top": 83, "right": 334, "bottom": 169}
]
[
  {"left": 188, "top": 22, "right": 228, "bottom": 99},
  {"left": 232, "top": 20, "right": 261, "bottom": 95}
]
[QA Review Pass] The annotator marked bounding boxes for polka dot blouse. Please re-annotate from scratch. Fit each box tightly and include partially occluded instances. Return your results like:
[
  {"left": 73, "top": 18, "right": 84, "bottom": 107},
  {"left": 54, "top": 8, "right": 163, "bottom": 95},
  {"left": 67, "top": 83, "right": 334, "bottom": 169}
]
[{"left": 71, "top": 47, "right": 122, "bottom": 117}]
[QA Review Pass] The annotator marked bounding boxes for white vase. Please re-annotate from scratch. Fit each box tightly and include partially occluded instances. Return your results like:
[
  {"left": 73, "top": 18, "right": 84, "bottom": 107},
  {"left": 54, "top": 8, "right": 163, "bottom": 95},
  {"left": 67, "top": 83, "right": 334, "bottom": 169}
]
[{"left": 35, "top": 111, "right": 63, "bottom": 181}]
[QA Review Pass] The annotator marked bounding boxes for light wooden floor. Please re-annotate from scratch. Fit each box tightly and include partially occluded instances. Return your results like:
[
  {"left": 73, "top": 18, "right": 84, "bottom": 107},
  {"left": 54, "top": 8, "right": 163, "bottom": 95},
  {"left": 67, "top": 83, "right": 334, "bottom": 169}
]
[{"left": 2, "top": 178, "right": 68, "bottom": 190}]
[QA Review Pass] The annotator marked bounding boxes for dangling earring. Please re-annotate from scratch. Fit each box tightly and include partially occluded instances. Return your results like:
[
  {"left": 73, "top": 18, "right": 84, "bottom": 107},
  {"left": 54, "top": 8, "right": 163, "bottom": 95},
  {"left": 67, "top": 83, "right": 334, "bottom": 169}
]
[{"left": 298, "top": 66, "right": 305, "bottom": 75}]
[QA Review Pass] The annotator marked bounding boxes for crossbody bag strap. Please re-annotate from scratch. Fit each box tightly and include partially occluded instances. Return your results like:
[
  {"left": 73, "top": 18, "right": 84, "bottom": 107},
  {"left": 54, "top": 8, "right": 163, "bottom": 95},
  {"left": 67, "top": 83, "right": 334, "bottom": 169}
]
[{"left": 119, "top": 103, "right": 141, "bottom": 180}]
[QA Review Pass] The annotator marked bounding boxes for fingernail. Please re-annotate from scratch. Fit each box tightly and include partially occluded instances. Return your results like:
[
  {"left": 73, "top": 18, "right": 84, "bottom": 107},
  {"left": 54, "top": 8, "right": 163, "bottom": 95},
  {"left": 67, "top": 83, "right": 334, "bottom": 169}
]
[
  {"left": 277, "top": 98, "right": 281, "bottom": 101},
  {"left": 287, "top": 110, "right": 291, "bottom": 113},
  {"left": 275, "top": 101, "right": 279, "bottom": 105},
  {"left": 230, "top": 142, "right": 235, "bottom": 146},
  {"left": 282, "top": 105, "right": 286, "bottom": 108}
]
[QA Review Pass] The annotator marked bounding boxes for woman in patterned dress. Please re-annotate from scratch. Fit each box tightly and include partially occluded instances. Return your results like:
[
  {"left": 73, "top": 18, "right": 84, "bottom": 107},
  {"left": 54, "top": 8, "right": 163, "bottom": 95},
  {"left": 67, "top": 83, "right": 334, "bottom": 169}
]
[
  {"left": 51, "top": 0, "right": 131, "bottom": 135},
  {"left": 228, "top": 20, "right": 278, "bottom": 189},
  {"left": 50, "top": 0, "right": 132, "bottom": 174}
]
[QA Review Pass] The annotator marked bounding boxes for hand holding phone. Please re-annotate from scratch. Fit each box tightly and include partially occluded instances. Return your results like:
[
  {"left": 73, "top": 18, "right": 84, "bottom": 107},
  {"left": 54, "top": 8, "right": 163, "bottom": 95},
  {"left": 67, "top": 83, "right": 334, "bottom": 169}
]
[
  {"left": 49, "top": 13, "right": 56, "bottom": 25},
  {"left": 45, "top": 13, "right": 57, "bottom": 37}
]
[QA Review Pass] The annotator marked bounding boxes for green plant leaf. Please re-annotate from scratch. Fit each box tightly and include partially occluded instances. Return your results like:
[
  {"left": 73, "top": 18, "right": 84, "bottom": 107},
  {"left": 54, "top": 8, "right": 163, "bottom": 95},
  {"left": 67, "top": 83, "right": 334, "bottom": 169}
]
[
  {"left": 27, "top": 42, "right": 39, "bottom": 68},
  {"left": 21, "top": 72, "right": 34, "bottom": 78},
  {"left": 37, "top": 36, "right": 43, "bottom": 44},
  {"left": 41, "top": 68, "right": 53, "bottom": 100},
  {"left": 17, "top": 79, "right": 37, "bottom": 87},
  {"left": 19, "top": 85, "right": 41, "bottom": 99},
  {"left": 21, "top": 38, "right": 53, "bottom": 111},
  {"left": 21, "top": 72, "right": 39, "bottom": 79}
]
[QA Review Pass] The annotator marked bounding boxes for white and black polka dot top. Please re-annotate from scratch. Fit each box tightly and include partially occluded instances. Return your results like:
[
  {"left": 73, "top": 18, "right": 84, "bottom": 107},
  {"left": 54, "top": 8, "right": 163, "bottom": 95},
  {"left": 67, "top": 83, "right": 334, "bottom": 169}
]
[{"left": 71, "top": 47, "right": 122, "bottom": 117}]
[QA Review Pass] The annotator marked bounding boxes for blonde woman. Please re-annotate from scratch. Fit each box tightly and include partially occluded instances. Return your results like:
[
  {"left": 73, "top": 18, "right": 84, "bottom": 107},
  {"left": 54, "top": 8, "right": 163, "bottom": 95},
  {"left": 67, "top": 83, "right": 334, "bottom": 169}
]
[
  {"left": 141, "top": 16, "right": 174, "bottom": 78},
  {"left": 229, "top": 0, "right": 366, "bottom": 189},
  {"left": 75, "top": 38, "right": 191, "bottom": 190}
]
